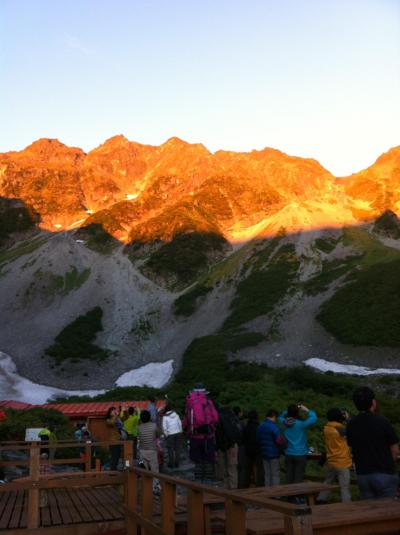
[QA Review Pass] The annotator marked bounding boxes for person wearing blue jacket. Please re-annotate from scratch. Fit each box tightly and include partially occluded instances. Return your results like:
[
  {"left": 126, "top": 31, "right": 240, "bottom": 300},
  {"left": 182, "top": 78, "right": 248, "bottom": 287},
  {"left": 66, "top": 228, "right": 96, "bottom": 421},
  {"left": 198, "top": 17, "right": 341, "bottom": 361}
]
[
  {"left": 257, "top": 409, "right": 284, "bottom": 486},
  {"left": 278, "top": 404, "right": 317, "bottom": 484}
]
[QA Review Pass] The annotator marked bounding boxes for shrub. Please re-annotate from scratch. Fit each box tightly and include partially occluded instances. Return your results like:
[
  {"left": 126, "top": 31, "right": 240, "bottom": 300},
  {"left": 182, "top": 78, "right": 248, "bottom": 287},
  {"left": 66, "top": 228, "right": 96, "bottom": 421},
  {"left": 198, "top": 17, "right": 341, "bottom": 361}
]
[
  {"left": 0, "top": 408, "right": 72, "bottom": 441},
  {"left": 45, "top": 306, "right": 109, "bottom": 364}
]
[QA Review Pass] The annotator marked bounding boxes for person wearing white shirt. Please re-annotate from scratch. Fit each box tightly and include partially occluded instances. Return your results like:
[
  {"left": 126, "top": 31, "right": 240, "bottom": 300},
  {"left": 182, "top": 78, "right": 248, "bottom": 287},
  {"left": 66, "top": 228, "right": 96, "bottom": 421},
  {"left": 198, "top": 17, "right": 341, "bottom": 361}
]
[{"left": 162, "top": 406, "right": 183, "bottom": 468}]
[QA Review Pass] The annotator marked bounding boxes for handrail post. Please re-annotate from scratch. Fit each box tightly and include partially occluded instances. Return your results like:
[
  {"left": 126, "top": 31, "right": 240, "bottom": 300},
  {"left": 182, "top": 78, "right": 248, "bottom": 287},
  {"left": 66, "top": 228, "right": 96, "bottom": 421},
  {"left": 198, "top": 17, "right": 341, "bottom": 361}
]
[
  {"left": 123, "top": 440, "right": 134, "bottom": 468},
  {"left": 85, "top": 442, "right": 92, "bottom": 472},
  {"left": 27, "top": 444, "right": 40, "bottom": 529},
  {"left": 225, "top": 498, "right": 246, "bottom": 535},
  {"left": 125, "top": 469, "right": 138, "bottom": 534},
  {"left": 284, "top": 511, "right": 314, "bottom": 535},
  {"left": 161, "top": 480, "right": 176, "bottom": 535},
  {"left": 187, "top": 488, "right": 204, "bottom": 535},
  {"left": 141, "top": 473, "right": 153, "bottom": 535}
]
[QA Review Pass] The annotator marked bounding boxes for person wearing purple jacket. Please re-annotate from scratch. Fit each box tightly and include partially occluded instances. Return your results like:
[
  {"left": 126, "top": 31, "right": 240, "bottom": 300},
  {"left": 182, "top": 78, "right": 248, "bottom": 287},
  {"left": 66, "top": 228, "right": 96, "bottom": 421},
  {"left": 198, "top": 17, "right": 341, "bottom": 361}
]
[{"left": 278, "top": 404, "right": 317, "bottom": 484}]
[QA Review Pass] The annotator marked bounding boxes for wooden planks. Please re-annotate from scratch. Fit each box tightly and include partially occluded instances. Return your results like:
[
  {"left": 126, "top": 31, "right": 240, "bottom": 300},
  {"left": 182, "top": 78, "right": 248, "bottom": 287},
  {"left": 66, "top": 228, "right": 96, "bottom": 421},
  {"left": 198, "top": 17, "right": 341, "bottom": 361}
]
[
  {"left": 0, "top": 491, "right": 19, "bottom": 529},
  {"left": 0, "top": 486, "right": 124, "bottom": 531},
  {"left": 212, "top": 498, "right": 400, "bottom": 535}
]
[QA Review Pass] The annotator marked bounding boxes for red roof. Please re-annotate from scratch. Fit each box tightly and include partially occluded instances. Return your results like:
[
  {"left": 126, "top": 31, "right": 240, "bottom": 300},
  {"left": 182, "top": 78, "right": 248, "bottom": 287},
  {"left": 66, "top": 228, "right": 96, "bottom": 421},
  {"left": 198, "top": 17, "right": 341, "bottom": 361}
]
[
  {"left": 0, "top": 400, "right": 34, "bottom": 410},
  {"left": 0, "top": 400, "right": 165, "bottom": 419}
]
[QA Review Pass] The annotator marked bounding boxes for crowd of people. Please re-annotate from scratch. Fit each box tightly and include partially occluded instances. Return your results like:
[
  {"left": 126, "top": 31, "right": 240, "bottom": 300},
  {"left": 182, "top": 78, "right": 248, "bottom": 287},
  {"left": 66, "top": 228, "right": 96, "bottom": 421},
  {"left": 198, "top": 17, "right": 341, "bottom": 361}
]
[{"left": 101, "top": 384, "right": 399, "bottom": 503}]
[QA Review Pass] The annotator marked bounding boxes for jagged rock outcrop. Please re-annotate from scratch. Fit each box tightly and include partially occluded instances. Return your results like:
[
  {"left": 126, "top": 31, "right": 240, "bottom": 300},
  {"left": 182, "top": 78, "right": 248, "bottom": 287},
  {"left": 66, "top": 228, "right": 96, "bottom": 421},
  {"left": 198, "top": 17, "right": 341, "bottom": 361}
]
[{"left": 342, "top": 146, "right": 400, "bottom": 219}]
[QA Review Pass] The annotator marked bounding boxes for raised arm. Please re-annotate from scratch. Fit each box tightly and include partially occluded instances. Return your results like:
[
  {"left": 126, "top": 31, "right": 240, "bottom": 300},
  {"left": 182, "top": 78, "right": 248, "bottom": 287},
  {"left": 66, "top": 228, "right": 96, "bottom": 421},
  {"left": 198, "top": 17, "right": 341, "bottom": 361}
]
[{"left": 299, "top": 406, "right": 317, "bottom": 428}]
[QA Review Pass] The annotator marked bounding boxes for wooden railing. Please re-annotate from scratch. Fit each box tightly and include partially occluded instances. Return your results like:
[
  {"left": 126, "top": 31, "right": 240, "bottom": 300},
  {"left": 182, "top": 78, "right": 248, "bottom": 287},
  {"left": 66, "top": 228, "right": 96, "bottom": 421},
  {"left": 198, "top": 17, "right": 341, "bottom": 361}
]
[
  {"left": 0, "top": 439, "right": 134, "bottom": 473},
  {"left": 125, "top": 467, "right": 313, "bottom": 535},
  {"left": 0, "top": 441, "right": 313, "bottom": 534}
]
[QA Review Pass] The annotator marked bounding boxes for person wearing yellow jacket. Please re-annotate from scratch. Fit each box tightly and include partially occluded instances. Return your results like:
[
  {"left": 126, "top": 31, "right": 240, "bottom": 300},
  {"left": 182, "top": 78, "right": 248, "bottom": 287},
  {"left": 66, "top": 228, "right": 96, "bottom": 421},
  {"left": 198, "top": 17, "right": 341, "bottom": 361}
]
[
  {"left": 121, "top": 406, "right": 140, "bottom": 458},
  {"left": 317, "top": 408, "right": 352, "bottom": 503}
]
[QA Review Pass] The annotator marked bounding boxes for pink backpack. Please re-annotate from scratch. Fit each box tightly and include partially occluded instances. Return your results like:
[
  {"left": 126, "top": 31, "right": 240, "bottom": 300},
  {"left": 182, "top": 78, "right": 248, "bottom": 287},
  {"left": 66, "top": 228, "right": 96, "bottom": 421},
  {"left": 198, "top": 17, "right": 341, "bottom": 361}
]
[{"left": 186, "top": 391, "right": 218, "bottom": 435}]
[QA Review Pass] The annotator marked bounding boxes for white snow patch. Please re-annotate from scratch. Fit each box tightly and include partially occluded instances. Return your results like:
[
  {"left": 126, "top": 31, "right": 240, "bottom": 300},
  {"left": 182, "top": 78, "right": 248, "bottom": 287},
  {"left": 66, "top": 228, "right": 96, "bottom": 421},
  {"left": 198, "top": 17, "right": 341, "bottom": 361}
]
[
  {"left": 115, "top": 360, "right": 174, "bottom": 388},
  {"left": 0, "top": 352, "right": 104, "bottom": 404},
  {"left": 0, "top": 352, "right": 174, "bottom": 404},
  {"left": 305, "top": 357, "right": 400, "bottom": 376}
]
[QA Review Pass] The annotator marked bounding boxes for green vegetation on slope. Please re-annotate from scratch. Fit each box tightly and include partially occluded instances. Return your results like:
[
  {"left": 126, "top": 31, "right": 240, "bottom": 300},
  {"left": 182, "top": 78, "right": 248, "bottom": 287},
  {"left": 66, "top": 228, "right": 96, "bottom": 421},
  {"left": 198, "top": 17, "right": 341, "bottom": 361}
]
[
  {"left": 0, "top": 236, "right": 48, "bottom": 266},
  {"left": 314, "top": 228, "right": 400, "bottom": 345},
  {"left": 318, "top": 259, "right": 400, "bottom": 346},
  {"left": 0, "top": 199, "right": 38, "bottom": 245},
  {"left": 45, "top": 306, "right": 109, "bottom": 364},
  {"left": 145, "top": 232, "right": 227, "bottom": 286},
  {"left": 78, "top": 223, "right": 118, "bottom": 254},
  {"left": 25, "top": 266, "right": 91, "bottom": 301},
  {"left": 63, "top": 266, "right": 91, "bottom": 293},
  {"left": 224, "top": 243, "right": 299, "bottom": 329},
  {"left": 303, "top": 255, "right": 361, "bottom": 296},
  {"left": 174, "top": 331, "right": 265, "bottom": 394},
  {"left": 314, "top": 236, "right": 340, "bottom": 254},
  {"left": 343, "top": 227, "right": 400, "bottom": 266},
  {"left": 174, "top": 284, "right": 213, "bottom": 316},
  {"left": 173, "top": 233, "right": 285, "bottom": 318}
]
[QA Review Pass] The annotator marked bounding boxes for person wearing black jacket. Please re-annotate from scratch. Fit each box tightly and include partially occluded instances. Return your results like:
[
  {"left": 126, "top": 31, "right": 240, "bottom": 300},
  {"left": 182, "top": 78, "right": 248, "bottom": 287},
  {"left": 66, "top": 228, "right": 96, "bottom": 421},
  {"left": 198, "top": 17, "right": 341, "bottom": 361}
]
[
  {"left": 347, "top": 386, "right": 399, "bottom": 499},
  {"left": 241, "top": 410, "right": 264, "bottom": 487},
  {"left": 215, "top": 406, "right": 242, "bottom": 489}
]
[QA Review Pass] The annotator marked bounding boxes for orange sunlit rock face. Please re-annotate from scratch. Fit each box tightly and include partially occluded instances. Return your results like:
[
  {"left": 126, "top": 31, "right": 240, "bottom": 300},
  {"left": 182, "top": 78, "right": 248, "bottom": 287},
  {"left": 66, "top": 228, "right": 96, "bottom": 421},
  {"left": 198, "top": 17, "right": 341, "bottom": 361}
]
[{"left": 0, "top": 137, "right": 399, "bottom": 244}]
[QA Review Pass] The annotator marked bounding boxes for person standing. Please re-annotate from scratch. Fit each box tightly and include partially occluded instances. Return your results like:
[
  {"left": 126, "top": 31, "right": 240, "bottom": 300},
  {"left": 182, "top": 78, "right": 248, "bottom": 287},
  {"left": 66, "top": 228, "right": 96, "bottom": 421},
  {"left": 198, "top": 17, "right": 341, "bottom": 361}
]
[
  {"left": 347, "top": 386, "right": 399, "bottom": 499},
  {"left": 241, "top": 410, "right": 264, "bottom": 487},
  {"left": 48, "top": 425, "right": 57, "bottom": 461},
  {"left": 215, "top": 406, "right": 243, "bottom": 489},
  {"left": 317, "top": 408, "right": 352, "bottom": 503},
  {"left": 162, "top": 405, "right": 183, "bottom": 468},
  {"left": 38, "top": 424, "right": 51, "bottom": 457},
  {"left": 106, "top": 407, "right": 122, "bottom": 470},
  {"left": 122, "top": 406, "right": 140, "bottom": 458},
  {"left": 279, "top": 404, "right": 317, "bottom": 484},
  {"left": 257, "top": 409, "right": 283, "bottom": 486},
  {"left": 147, "top": 396, "right": 159, "bottom": 424},
  {"left": 138, "top": 410, "right": 159, "bottom": 473},
  {"left": 184, "top": 383, "right": 219, "bottom": 482}
]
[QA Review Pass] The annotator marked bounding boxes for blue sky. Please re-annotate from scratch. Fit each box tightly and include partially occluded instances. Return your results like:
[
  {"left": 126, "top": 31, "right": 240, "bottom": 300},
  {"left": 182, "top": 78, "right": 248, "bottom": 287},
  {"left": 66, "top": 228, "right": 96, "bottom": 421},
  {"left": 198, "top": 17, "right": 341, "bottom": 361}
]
[{"left": 1, "top": 0, "right": 399, "bottom": 175}]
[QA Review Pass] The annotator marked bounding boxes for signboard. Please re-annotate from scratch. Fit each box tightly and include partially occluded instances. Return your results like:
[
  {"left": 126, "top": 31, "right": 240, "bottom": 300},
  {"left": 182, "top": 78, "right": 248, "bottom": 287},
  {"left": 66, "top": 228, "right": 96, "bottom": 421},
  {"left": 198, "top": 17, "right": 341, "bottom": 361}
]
[{"left": 25, "top": 428, "right": 43, "bottom": 441}]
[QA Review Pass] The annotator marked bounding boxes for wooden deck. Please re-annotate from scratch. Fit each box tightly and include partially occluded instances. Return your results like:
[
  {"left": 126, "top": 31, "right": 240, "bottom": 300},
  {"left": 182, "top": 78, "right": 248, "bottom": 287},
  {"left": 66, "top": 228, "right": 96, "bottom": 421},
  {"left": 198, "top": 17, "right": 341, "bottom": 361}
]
[
  {"left": 0, "top": 486, "right": 124, "bottom": 532},
  {"left": 211, "top": 498, "right": 400, "bottom": 535}
]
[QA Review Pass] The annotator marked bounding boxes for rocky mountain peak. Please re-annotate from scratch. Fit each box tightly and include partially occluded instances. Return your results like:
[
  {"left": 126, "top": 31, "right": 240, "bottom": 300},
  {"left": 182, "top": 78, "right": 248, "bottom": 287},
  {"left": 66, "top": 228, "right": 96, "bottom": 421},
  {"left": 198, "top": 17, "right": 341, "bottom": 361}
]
[{"left": 23, "top": 138, "right": 85, "bottom": 161}]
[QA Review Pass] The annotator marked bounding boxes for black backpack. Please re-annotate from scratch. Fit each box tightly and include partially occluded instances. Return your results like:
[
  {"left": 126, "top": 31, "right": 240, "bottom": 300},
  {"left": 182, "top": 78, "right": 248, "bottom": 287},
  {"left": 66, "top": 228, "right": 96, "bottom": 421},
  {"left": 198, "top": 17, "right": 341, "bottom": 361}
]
[{"left": 217, "top": 409, "right": 243, "bottom": 451}]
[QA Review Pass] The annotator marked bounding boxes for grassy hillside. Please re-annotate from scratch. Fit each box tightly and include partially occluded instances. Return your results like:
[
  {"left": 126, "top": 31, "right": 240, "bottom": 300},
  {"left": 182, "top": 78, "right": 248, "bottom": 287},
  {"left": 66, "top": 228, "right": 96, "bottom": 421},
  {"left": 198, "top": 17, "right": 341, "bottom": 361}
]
[
  {"left": 318, "top": 259, "right": 400, "bottom": 346},
  {"left": 224, "top": 243, "right": 299, "bottom": 329},
  {"left": 316, "top": 228, "right": 400, "bottom": 346}
]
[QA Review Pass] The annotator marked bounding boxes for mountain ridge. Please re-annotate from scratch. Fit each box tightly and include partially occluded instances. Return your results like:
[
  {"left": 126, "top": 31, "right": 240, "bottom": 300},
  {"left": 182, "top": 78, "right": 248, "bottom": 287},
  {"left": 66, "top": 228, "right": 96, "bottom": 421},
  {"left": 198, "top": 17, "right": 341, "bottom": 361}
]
[{"left": 1, "top": 137, "right": 400, "bottom": 391}]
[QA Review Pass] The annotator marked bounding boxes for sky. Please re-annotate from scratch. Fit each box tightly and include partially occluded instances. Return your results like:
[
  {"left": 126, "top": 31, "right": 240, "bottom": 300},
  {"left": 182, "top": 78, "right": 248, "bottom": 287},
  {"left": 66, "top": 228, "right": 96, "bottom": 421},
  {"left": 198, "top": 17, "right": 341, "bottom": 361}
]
[{"left": 1, "top": 0, "right": 399, "bottom": 176}]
